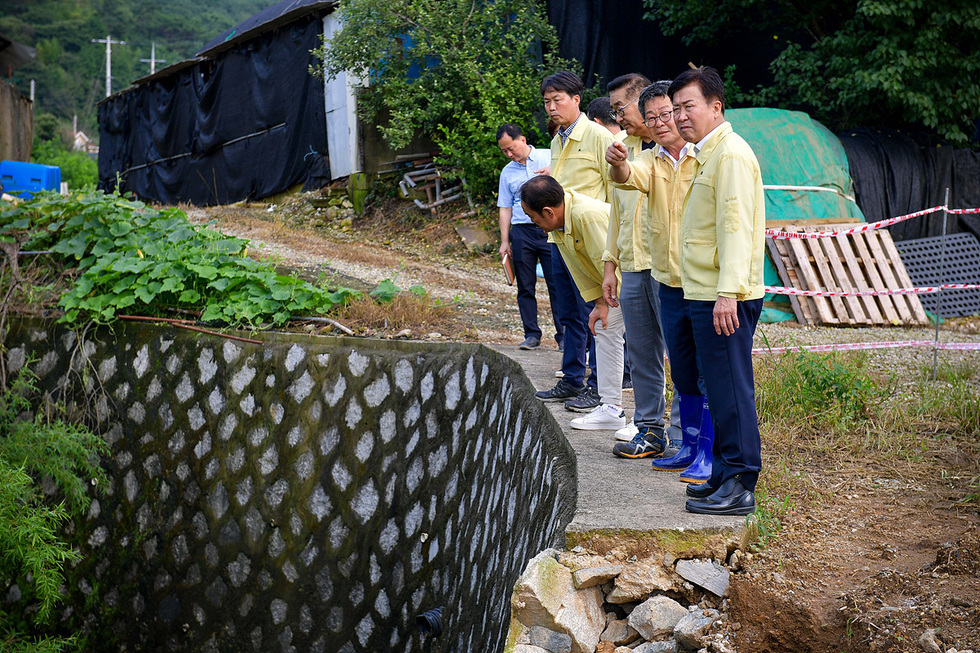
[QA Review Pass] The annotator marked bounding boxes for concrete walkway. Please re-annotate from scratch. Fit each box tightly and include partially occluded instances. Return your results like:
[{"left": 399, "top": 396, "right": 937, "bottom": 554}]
[{"left": 489, "top": 344, "right": 744, "bottom": 535}]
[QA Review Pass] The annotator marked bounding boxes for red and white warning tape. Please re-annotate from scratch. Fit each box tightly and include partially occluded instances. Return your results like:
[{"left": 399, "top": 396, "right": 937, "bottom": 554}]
[
  {"left": 765, "top": 205, "right": 943, "bottom": 239},
  {"left": 765, "top": 204, "right": 980, "bottom": 240},
  {"left": 753, "top": 340, "right": 980, "bottom": 356},
  {"left": 765, "top": 283, "right": 980, "bottom": 298},
  {"left": 755, "top": 205, "right": 980, "bottom": 356}
]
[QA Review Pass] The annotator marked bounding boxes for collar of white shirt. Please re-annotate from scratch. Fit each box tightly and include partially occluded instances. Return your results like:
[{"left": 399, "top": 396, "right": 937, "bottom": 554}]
[
  {"left": 692, "top": 121, "right": 728, "bottom": 156},
  {"left": 656, "top": 141, "right": 696, "bottom": 168}
]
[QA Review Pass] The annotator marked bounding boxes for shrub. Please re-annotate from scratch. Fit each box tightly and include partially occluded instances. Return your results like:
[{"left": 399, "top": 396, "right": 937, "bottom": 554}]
[
  {"left": 313, "top": 0, "right": 569, "bottom": 203},
  {"left": 756, "top": 349, "right": 892, "bottom": 428},
  {"left": 1, "top": 190, "right": 359, "bottom": 326},
  {"left": 31, "top": 140, "right": 98, "bottom": 190},
  {"left": 0, "top": 366, "right": 108, "bottom": 651}
]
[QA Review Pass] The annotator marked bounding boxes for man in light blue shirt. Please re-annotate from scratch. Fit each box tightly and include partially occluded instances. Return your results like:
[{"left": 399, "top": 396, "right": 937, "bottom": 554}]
[{"left": 497, "top": 123, "right": 562, "bottom": 350}]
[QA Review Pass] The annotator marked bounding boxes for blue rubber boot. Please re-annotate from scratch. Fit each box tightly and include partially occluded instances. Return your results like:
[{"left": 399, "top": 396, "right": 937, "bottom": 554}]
[
  {"left": 651, "top": 392, "right": 701, "bottom": 471},
  {"left": 678, "top": 399, "right": 714, "bottom": 483}
]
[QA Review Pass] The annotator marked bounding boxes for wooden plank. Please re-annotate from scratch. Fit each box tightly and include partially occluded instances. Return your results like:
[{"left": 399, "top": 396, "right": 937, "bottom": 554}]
[
  {"left": 786, "top": 235, "right": 838, "bottom": 324},
  {"left": 863, "top": 230, "right": 916, "bottom": 324},
  {"left": 878, "top": 230, "right": 929, "bottom": 325},
  {"left": 776, "top": 228, "right": 819, "bottom": 325},
  {"left": 811, "top": 229, "right": 868, "bottom": 324},
  {"left": 801, "top": 236, "right": 851, "bottom": 323},
  {"left": 834, "top": 233, "right": 884, "bottom": 323},
  {"left": 767, "top": 238, "right": 810, "bottom": 324},
  {"left": 849, "top": 232, "right": 902, "bottom": 324}
]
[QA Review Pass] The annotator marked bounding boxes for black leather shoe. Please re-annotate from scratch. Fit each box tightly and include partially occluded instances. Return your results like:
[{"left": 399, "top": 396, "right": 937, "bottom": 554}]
[
  {"left": 685, "top": 476, "right": 755, "bottom": 515},
  {"left": 685, "top": 482, "right": 717, "bottom": 499}
]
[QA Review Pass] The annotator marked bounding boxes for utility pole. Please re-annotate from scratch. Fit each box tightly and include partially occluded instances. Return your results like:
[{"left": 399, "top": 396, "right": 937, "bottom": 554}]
[
  {"left": 140, "top": 42, "right": 166, "bottom": 75},
  {"left": 91, "top": 35, "right": 126, "bottom": 98}
]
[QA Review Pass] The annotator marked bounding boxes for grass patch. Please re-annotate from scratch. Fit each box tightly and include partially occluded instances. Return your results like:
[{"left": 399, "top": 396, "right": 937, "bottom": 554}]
[
  {"left": 334, "top": 292, "right": 468, "bottom": 337},
  {"left": 756, "top": 349, "right": 894, "bottom": 430},
  {"left": 920, "top": 358, "right": 977, "bottom": 383},
  {"left": 909, "top": 377, "right": 980, "bottom": 436},
  {"left": 745, "top": 488, "right": 791, "bottom": 550},
  {"left": 962, "top": 476, "right": 980, "bottom": 508}
]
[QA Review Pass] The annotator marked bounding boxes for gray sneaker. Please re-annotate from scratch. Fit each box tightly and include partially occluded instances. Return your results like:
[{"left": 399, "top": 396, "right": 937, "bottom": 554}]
[
  {"left": 535, "top": 378, "right": 585, "bottom": 402},
  {"left": 564, "top": 386, "right": 600, "bottom": 412},
  {"left": 519, "top": 336, "right": 541, "bottom": 350}
]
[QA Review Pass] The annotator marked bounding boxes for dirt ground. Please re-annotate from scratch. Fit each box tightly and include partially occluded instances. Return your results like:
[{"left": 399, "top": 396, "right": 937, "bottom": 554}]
[{"left": 192, "top": 197, "right": 980, "bottom": 653}]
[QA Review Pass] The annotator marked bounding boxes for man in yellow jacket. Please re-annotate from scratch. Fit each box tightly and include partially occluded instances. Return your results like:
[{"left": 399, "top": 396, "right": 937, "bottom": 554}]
[
  {"left": 665, "top": 66, "right": 765, "bottom": 516},
  {"left": 605, "top": 82, "right": 717, "bottom": 483},
  {"left": 521, "top": 175, "right": 627, "bottom": 432},
  {"left": 534, "top": 71, "right": 615, "bottom": 415}
]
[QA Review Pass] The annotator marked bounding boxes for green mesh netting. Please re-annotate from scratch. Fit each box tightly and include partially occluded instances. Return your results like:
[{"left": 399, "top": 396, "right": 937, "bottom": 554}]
[{"left": 727, "top": 108, "right": 866, "bottom": 320}]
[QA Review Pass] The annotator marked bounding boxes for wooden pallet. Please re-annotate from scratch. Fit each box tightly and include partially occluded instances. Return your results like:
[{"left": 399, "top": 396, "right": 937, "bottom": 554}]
[{"left": 767, "top": 224, "right": 929, "bottom": 326}]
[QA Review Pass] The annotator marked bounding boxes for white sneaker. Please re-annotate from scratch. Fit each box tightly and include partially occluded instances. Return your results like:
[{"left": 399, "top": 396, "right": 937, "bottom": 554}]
[
  {"left": 614, "top": 421, "right": 639, "bottom": 441},
  {"left": 570, "top": 404, "right": 627, "bottom": 431}
]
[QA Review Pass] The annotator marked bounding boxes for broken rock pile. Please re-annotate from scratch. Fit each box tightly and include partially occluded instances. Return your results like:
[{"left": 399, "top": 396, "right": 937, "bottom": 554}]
[{"left": 507, "top": 544, "right": 745, "bottom": 653}]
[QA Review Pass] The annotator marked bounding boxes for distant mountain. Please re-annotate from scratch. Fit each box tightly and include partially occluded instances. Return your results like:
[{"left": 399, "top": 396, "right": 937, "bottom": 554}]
[{"left": 0, "top": 0, "right": 270, "bottom": 138}]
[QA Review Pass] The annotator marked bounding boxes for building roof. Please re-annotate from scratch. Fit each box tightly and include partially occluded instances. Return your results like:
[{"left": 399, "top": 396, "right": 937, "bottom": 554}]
[
  {"left": 0, "top": 33, "right": 37, "bottom": 73},
  {"left": 197, "top": 0, "right": 337, "bottom": 57},
  {"left": 102, "top": 0, "right": 337, "bottom": 103}
]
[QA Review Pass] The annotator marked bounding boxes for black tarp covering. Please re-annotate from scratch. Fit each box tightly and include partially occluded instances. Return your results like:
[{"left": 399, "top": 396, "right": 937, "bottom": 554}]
[
  {"left": 839, "top": 127, "right": 980, "bottom": 243},
  {"left": 98, "top": 14, "right": 328, "bottom": 206},
  {"left": 199, "top": 0, "right": 335, "bottom": 56}
]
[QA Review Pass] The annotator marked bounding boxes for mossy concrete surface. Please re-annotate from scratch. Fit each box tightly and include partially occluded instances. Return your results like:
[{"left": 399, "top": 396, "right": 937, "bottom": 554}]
[{"left": 3, "top": 318, "right": 577, "bottom": 652}]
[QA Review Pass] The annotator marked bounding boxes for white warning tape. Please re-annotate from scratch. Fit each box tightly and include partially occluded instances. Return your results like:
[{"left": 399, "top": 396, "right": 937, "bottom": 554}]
[
  {"left": 765, "top": 205, "right": 944, "bottom": 239},
  {"left": 765, "top": 204, "right": 980, "bottom": 240},
  {"left": 766, "top": 284, "right": 980, "bottom": 298},
  {"left": 753, "top": 340, "right": 980, "bottom": 356}
]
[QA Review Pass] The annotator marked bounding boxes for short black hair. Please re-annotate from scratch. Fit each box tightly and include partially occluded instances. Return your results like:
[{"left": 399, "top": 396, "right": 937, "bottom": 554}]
[
  {"left": 637, "top": 80, "right": 672, "bottom": 116},
  {"left": 540, "top": 71, "right": 584, "bottom": 99},
  {"left": 586, "top": 97, "right": 617, "bottom": 127},
  {"left": 607, "top": 73, "right": 651, "bottom": 100},
  {"left": 496, "top": 123, "right": 523, "bottom": 141},
  {"left": 668, "top": 66, "right": 725, "bottom": 112},
  {"left": 521, "top": 175, "right": 564, "bottom": 215}
]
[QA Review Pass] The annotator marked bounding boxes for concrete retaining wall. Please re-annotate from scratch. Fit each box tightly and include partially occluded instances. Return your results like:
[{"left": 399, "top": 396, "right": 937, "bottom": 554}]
[{"left": 3, "top": 319, "right": 577, "bottom": 652}]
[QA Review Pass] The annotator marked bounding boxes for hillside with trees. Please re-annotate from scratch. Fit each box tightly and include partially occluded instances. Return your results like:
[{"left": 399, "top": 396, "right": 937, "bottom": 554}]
[{"left": 1, "top": 0, "right": 268, "bottom": 139}]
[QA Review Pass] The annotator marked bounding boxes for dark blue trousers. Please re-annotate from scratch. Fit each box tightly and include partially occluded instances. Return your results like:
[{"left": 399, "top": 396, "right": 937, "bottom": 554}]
[
  {"left": 551, "top": 244, "right": 597, "bottom": 389},
  {"left": 510, "top": 223, "right": 562, "bottom": 343},
  {"left": 659, "top": 285, "right": 762, "bottom": 491}
]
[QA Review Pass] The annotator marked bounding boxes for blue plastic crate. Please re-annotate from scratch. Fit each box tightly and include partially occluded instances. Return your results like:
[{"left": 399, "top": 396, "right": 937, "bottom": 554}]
[{"left": 0, "top": 160, "right": 62, "bottom": 199}]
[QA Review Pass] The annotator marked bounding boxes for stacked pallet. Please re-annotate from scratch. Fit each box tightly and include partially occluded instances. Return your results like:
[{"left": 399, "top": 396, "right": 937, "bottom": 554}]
[{"left": 767, "top": 223, "right": 929, "bottom": 326}]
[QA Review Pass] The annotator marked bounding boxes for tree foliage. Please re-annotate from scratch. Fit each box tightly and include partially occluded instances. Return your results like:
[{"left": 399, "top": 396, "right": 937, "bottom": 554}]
[
  {"left": 643, "top": 0, "right": 980, "bottom": 146},
  {"left": 312, "top": 0, "right": 568, "bottom": 201}
]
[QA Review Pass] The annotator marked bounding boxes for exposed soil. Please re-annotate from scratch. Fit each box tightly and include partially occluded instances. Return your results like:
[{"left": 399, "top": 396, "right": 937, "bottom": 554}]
[{"left": 192, "top": 196, "right": 980, "bottom": 653}]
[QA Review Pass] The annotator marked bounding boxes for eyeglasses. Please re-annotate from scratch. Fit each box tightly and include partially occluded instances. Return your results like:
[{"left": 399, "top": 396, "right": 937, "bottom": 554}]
[
  {"left": 643, "top": 111, "right": 673, "bottom": 127},
  {"left": 612, "top": 98, "right": 638, "bottom": 118}
]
